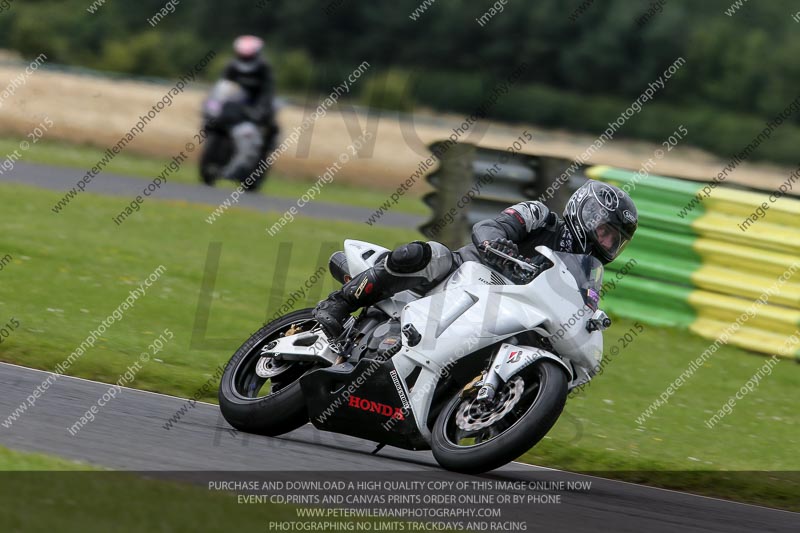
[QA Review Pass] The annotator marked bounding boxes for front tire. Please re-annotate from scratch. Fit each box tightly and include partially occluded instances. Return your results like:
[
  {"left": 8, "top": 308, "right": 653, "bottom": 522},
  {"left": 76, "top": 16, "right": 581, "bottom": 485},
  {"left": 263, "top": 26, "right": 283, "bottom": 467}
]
[
  {"left": 431, "top": 360, "right": 568, "bottom": 474},
  {"left": 241, "top": 138, "right": 272, "bottom": 192},
  {"left": 218, "top": 309, "right": 317, "bottom": 436},
  {"left": 199, "top": 131, "right": 230, "bottom": 187},
  {"left": 241, "top": 165, "right": 267, "bottom": 192}
]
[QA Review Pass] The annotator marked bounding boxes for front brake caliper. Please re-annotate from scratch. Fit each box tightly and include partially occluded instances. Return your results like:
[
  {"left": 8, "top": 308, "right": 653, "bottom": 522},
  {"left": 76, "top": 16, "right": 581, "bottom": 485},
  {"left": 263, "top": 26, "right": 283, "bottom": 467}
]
[
  {"left": 284, "top": 323, "right": 302, "bottom": 337},
  {"left": 461, "top": 372, "right": 485, "bottom": 397}
]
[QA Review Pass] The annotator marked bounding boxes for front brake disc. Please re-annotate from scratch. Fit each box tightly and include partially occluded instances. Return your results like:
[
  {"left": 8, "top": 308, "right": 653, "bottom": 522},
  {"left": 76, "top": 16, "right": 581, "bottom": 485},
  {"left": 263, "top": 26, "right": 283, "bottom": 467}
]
[{"left": 455, "top": 376, "right": 525, "bottom": 431}]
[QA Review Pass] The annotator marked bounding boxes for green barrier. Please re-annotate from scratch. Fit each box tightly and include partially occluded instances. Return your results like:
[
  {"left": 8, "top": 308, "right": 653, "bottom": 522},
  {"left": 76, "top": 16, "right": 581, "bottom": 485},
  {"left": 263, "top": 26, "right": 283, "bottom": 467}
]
[
  {"left": 588, "top": 165, "right": 800, "bottom": 358},
  {"left": 630, "top": 198, "right": 698, "bottom": 234},
  {"left": 607, "top": 249, "right": 694, "bottom": 286},
  {"left": 603, "top": 274, "right": 695, "bottom": 328}
]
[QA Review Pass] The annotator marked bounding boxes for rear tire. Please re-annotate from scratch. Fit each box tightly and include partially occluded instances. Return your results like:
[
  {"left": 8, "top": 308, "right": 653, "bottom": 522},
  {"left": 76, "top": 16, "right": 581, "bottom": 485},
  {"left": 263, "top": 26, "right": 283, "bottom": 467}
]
[
  {"left": 431, "top": 360, "right": 568, "bottom": 474},
  {"left": 218, "top": 309, "right": 316, "bottom": 436}
]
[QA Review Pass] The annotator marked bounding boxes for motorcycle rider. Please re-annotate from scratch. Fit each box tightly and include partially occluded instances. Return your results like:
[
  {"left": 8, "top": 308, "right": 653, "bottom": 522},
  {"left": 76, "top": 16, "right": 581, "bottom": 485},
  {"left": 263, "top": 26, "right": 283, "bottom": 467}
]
[
  {"left": 314, "top": 180, "right": 638, "bottom": 339},
  {"left": 217, "top": 35, "right": 279, "bottom": 185}
]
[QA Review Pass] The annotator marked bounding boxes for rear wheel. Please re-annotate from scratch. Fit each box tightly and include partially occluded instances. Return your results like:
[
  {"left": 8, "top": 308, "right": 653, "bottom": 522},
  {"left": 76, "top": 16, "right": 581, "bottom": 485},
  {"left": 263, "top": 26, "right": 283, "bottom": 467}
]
[
  {"left": 218, "top": 309, "right": 317, "bottom": 436},
  {"left": 431, "top": 360, "right": 568, "bottom": 474}
]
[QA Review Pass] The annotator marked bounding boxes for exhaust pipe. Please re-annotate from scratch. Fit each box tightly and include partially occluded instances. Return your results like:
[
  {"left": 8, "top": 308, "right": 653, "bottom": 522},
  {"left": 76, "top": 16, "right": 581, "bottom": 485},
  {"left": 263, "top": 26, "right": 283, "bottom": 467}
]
[{"left": 328, "top": 251, "right": 350, "bottom": 284}]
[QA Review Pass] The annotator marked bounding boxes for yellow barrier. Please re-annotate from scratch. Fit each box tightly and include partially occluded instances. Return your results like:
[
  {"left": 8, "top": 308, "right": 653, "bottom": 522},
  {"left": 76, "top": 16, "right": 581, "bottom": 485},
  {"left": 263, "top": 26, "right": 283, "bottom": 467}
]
[{"left": 589, "top": 165, "right": 800, "bottom": 359}]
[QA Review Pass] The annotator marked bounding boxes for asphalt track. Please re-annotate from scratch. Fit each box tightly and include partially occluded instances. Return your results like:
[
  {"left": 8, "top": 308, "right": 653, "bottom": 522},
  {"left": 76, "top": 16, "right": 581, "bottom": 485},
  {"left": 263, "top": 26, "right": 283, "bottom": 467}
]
[
  {"left": 0, "top": 362, "right": 796, "bottom": 532},
  {"left": 0, "top": 161, "right": 423, "bottom": 228}
]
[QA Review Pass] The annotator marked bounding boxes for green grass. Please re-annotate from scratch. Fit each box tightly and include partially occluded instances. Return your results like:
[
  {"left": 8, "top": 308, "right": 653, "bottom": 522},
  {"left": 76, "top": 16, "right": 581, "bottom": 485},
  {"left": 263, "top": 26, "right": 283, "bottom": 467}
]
[
  {"left": 522, "top": 321, "right": 800, "bottom": 510},
  {"left": 0, "top": 446, "right": 378, "bottom": 532},
  {"left": 0, "top": 446, "right": 94, "bottom": 471},
  {"left": 533, "top": 322, "right": 800, "bottom": 471},
  {"left": 0, "top": 136, "right": 428, "bottom": 215},
  {"left": 1, "top": 180, "right": 799, "bottom": 510},
  {"left": 0, "top": 182, "right": 419, "bottom": 402}
]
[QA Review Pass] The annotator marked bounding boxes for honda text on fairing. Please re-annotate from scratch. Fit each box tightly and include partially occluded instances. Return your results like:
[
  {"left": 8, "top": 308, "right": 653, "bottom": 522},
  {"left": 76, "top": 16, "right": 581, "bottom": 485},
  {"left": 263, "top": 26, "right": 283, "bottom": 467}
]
[{"left": 218, "top": 240, "right": 612, "bottom": 473}]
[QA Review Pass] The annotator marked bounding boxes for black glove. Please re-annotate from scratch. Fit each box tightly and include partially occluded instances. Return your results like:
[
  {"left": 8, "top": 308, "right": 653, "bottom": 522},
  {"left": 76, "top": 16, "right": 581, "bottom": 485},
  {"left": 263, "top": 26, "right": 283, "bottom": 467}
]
[
  {"left": 510, "top": 254, "right": 552, "bottom": 283},
  {"left": 481, "top": 238, "right": 519, "bottom": 267},
  {"left": 512, "top": 257, "right": 540, "bottom": 283}
]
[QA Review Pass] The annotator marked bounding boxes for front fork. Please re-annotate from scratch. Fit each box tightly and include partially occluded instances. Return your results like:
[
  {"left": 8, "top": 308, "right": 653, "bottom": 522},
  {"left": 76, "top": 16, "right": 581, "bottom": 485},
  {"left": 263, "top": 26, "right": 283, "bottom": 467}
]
[
  {"left": 476, "top": 346, "right": 505, "bottom": 401},
  {"left": 476, "top": 342, "right": 573, "bottom": 401}
]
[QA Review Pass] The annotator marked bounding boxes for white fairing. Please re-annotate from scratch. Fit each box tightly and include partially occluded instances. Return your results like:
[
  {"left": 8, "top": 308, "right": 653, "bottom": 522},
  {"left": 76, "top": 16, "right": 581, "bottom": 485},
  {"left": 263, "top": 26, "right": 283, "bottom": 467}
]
[
  {"left": 342, "top": 242, "right": 604, "bottom": 442},
  {"left": 344, "top": 239, "right": 390, "bottom": 277},
  {"left": 427, "top": 261, "right": 511, "bottom": 295},
  {"left": 343, "top": 240, "right": 419, "bottom": 318}
]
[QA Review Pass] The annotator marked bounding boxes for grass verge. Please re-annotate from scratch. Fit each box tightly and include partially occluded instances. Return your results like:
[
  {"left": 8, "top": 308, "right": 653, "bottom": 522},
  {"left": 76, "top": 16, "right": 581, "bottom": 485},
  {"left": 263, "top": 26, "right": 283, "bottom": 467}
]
[
  {"left": 0, "top": 446, "right": 386, "bottom": 532},
  {"left": 0, "top": 182, "right": 419, "bottom": 402}
]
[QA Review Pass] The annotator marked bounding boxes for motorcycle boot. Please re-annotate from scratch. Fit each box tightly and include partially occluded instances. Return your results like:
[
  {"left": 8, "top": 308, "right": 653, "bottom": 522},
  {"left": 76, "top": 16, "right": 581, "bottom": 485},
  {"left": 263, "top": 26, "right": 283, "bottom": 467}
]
[
  {"left": 314, "top": 259, "right": 410, "bottom": 340},
  {"left": 314, "top": 241, "right": 455, "bottom": 340}
]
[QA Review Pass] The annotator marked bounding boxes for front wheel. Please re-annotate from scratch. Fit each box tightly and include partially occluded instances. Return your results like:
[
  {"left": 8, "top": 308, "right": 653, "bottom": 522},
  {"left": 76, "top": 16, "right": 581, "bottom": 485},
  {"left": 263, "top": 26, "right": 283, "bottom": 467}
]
[
  {"left": 241, "top": 137, "right": 273, "bottom": 192},
  {"left": 241, "top": 164, "right": 268, "bottom": 192},
  {"left": 431, "top": 360, "right": 568, "bottom": 474},
  {"left": 199, "top": 130, "right": 229, "bottom": 187},
  {"left": 218, "top": 308, "right": 317, "bottom": 436}
]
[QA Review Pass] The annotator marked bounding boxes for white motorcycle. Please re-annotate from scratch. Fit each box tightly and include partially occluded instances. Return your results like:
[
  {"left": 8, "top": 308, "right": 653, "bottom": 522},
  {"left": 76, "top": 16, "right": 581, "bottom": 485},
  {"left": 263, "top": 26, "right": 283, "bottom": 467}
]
[{"left": 219, "top": 240, "right": 610, "bottom": 473}]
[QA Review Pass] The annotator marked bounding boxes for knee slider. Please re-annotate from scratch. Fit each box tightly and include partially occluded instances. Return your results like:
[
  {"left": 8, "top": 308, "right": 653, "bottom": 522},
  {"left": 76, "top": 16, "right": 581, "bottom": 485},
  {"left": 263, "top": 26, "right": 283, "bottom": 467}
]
[{"left": 387, "top": 241, "right": 431, "bottom": 274}]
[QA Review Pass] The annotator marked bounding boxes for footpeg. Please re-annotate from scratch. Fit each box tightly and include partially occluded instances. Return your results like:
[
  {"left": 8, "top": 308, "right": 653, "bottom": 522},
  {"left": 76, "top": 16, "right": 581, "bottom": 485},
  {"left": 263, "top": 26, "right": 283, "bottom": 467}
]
[{"left": 328, "top": 317, "right": 356, "bottom": 355}]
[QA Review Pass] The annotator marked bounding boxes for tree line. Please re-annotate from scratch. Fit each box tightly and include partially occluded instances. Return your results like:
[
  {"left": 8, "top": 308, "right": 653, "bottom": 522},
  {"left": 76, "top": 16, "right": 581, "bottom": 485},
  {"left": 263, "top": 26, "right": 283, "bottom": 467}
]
[{"left": 2, "top": 0, "right": 799, "bottom": 165}]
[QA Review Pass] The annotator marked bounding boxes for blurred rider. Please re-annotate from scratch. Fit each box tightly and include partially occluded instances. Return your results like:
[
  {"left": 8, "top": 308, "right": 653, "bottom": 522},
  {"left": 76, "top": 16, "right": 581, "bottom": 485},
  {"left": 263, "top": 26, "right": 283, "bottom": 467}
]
[
  {"left": 219, "top": 35, "right": 278, "bottom": 184},
  {"left": 314, "top": 181, "right": 638, "bottom": 339}
]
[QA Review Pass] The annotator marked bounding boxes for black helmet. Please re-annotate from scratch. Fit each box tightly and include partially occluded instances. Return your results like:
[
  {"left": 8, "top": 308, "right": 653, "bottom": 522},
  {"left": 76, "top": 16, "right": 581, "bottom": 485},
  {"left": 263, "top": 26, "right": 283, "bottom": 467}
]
[{"left": 563, "top": 181, "right": 638, "bottom": 264}]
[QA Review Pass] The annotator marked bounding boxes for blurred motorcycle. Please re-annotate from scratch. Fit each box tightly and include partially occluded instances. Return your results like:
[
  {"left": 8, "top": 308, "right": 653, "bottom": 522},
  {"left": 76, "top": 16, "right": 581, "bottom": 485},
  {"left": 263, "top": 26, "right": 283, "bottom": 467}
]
[{"left": 199, "top": 80, "right": 274, "bottom": 191}]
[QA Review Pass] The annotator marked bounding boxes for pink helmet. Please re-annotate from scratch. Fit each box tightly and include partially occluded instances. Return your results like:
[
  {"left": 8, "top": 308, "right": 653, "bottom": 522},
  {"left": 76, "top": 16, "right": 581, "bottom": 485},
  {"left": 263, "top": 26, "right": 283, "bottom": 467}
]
[{"left": 233, "top": 35, "right": 264, "bottom": 60}]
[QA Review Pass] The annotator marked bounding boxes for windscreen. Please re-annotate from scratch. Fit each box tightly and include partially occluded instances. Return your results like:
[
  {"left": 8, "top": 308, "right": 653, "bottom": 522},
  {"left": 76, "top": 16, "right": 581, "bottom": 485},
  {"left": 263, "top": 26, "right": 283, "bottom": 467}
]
[
  {"left": 203, "top": 80, "right": 247, "bottom": 120},
  {"left": 553, "top": 252, "right": 604, "bottom": 311}
]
